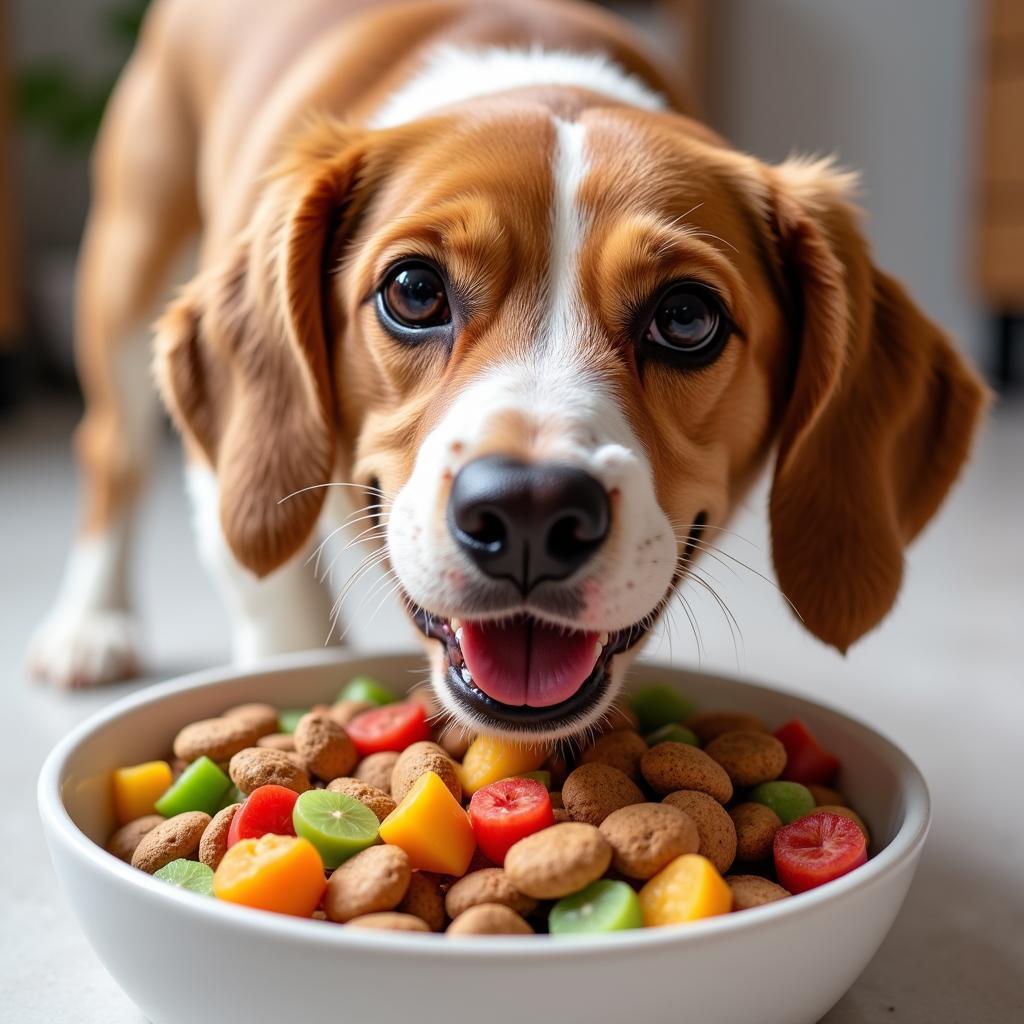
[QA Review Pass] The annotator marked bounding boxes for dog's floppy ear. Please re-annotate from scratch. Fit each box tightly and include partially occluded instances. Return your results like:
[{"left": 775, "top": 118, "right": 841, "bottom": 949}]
[
  {"left": 156, "top": 121, "right": 372, "bottom": 577},
  {"left": 763, "top": 158, "right": 988, "bottom": 650}
]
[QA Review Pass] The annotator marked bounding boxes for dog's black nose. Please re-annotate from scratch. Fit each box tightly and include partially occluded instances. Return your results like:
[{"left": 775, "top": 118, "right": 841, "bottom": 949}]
[{"left": 448, "top": 456, "right": 610, "bottom": 591}]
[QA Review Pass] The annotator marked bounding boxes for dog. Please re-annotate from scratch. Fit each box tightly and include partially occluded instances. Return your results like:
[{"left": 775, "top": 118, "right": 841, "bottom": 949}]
[{"left": 30, "top": 0, "right": 986, "bottom": 741}]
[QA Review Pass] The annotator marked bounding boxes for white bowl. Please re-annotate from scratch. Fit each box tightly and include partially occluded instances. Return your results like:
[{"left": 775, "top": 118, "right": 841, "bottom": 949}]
[{"left": 39, "top": 650, "right": 928, "bottom": 1024}]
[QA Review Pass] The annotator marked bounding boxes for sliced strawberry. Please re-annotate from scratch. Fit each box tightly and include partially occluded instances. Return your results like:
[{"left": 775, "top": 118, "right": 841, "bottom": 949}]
[{"left": 773, "top": 810, "right": 867, "bottom": 893}]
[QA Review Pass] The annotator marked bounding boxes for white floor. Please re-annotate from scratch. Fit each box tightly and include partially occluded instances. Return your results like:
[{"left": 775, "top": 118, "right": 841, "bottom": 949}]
[{"left": 1, "top": 397, "right": 1022, "bottom": 1023}]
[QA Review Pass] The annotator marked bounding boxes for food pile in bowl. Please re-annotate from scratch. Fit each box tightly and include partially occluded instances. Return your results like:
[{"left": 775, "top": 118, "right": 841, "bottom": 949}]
[{"left": 105, "top": 677, "right": 871, "bottom": 936}]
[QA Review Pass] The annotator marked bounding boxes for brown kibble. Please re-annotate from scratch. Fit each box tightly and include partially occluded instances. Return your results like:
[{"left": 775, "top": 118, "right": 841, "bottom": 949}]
[
  {"left": 198, "top": 804, "right": 240, "bottom": 870},
  {"left": 599, "top": 802, "right": 700, "bottom": 879},
  {"left": 504, "top": 822, "right": 612, "bottom": 899},
  {"left": 662, "top": 790, "right": 737, "bottom": 874},
  {"left": 447, "top": 903, "right": 533, "bottom": 936},
  {"left": 438, "top": 726, "right": 473, "bottom": 761},
  {"left": 552, "top": 807, "right": 572, "bottom": 824},
  {"left": 130, "top": 812, "right": 211, "bottom": 873},
  {"left": 391, "top": 742, "right": 461, "bottom": 804},
  {"left": 729, "top": 802, "right": 782, "bottom": 862},
  {"left": 543, "top": 748, "right": 570, "bottom": 790},
  {"left": 579, "top": 730, "right": 649, "bottom": 783},
  {"left": 329, "top": 699, "right": 373, "bottom": 727},
  {"left": 808, "top": 784, "right": 846, "bottom": 807},
  {"left": 222, "top": 702, "right": 279, "bottom": 738},
  {"left": 325, "top": 777, "right": 396, "bottom": 822},
  {"left": 562, "top": 763, "right": 644, "bottom": 826},
  {"left": 354, "top": 751, "right": 399, "bottom": 794},
  {"left": 705, "top": 731, "right": 787, "bottom": 787},
  {"left": 294, "top": 711, "right": 358, "bottom": 781},
  {"left": 727, "top": 874, "right": 790, "bottom": 910},
  {"left": 397, "top": 872, "right": 446, "bottom": 931},
  {"left": 256, "top": 733, "right": 295, "bottom": 752},
  {"left": 324, "top": 845, "right": 411, "bottom": 923},
  {"left": 445, "top": 868, "right": 538, "bottom": 919},
  {"left": 106, "top": 815, "right": 164, "bottom": 863},
  {"left": 549, "top": 791, "right": 564, "bottom": 809},
  {"left": 641, "top": 743, "right": 733, "bottom": 803},
  {"left": 172, "top": 717, "right": 259, "bottom": 763},
  {"left": 347, "top": 912, "right": 430, "bottom": 932},
  {"left": 814, "top": 805, "right": 871, "bottom": 845},
  {"left": 228, "top": 747, "right": 310, "bottom": 795},
  {"left": 687, "top": 710, "right": 767, "bottom": 744}
]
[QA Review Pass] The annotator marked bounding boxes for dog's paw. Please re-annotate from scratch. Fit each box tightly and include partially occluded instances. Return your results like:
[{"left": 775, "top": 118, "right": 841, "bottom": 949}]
[{"left": 28, "top": 607, "right": 141, "bottom": 688}]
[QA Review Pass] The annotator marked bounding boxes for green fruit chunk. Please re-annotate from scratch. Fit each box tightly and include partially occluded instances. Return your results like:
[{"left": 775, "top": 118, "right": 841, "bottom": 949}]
[
  {"left": 750, "top": 781, "right": 816, "bottom": 824},
  {"left": 154, "top": 756, "right": 231, "bottom": 817},
  {"left": 278, "top": 708, "right": 308, "bottom": 734},
  {"left": 628, "top": 686, "right": 695, "bottom": 733},
  {"left": 517, "top": 770, "right": 552, "bottom": 789},
  {"left": 549, "top": 880, "right": 643, "bottom": 935},
  {"left": 645, "top": 723, "right": 699, "bottom": 748},
  {"left": 153, "top": 859, "right": 215, "bottom": 896},
  {"left": 337, "top": 676, "right": 396, "bottom": 707},
  {"left": 292, "top": 790, "right": 379, "bottom": 869}
]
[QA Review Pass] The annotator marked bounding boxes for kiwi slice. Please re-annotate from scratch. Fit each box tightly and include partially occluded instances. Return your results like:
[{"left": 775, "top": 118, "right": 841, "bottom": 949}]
[
  {"left": 153, "top": 859, "right": 215, "bottom": 896},
  {"left": 549, "top": 880, "right": 643, "bottom": 935},
  {"left": 337, "top": 676, "right": 396, "bottom": 706},
  {"left": 292, "top": 790, "right": 379, "bottom": 869}
]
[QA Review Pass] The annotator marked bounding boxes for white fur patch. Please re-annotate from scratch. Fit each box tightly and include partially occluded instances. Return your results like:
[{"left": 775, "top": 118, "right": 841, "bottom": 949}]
[{"left": 370, "top": 44, "right": 665, "bottom": 128}]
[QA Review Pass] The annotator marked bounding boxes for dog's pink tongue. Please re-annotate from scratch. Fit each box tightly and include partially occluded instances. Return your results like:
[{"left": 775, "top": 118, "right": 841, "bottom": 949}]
[{"left": 460, "top": 618, "right": 599, "bottom": 708}]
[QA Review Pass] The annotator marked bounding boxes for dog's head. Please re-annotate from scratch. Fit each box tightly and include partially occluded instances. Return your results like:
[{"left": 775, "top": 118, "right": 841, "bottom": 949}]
[{"left": 157, "top": 91, "right": 986, "bottom": 740}]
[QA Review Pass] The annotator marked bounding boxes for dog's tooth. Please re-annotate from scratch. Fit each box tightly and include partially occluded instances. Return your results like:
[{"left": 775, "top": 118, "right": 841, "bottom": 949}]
[
  {"left": 599, "top": 632, "right": 610, "bottom": 645},
  {"left": 455, "top": 627, "right": 464, "bottom": 645},
  {"left": 594, "top": 641, "right": 603, "bottom": 660},
  {"left": 451, "top": 618, "right": 462, "bottom": 631},
  {"left": 461, "top": 667, "right": 473, "bottom": 684}
]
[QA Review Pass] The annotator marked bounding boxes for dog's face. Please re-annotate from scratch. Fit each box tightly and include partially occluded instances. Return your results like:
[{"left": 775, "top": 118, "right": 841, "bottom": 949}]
[{"left": 157, "top": 100, "right": 985, "bottom": 740}]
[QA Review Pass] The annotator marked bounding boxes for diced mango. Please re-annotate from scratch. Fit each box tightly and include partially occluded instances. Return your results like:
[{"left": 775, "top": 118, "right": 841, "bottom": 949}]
[
  {"left": 379, "top": 771, "right": 476, "bottom": 875},
  {"left": 213, "top": 834, "right": 325, "bottom": 917},
  {"left": 639, "top": 854, "right": 732, "bottom": 926},
  {"left": 112, "top": 760, "right": 174, "bottom": 825},
  {"left": 459, "top": 736, "right": 548, "bottom": 796}
]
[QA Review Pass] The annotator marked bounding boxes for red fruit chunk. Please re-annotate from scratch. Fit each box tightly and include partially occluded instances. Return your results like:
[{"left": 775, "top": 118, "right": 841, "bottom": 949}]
[
  {"left": 774, "top": 811, "right": 867, "bottom": 893},
  {"left": 346, "top": 702, "right": 431, "bottom": 757},
  {"left": 775, "top": 719, "right": 840, "bottom": 786},
  {"left": 227, "top": 785, "right": 299, "bottom": 847},
  {"left": 468, "top": 777, "right": 555, "bottom": 865}
]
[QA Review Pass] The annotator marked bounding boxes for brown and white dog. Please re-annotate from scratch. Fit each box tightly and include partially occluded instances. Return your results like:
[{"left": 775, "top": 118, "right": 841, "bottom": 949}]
[{"left": 30, "top": 0, "right": 986, "bottom": 740}]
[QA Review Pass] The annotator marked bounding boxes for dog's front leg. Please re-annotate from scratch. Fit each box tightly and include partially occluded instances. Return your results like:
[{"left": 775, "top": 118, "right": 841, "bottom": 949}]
[{"left": 186, "top": 463, "right": 337, "bottom": 662}]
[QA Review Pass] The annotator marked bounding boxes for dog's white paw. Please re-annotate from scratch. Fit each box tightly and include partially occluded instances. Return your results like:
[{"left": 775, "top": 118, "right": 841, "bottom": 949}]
[{"left": 28, "top": 608, "right": 140, "bottom": 688}]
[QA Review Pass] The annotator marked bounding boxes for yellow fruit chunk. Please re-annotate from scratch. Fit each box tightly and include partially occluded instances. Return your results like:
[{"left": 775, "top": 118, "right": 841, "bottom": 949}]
[
  {"left": 639, "top": 854, "right": 732, "bottom": 926},
  {"left": 379, "top": 771, "right": 476, "bottom": 875},
  {"left": 459, "top": 736, "right": 548, "bottom": 796},
  {"left": 112, "top": 761, "right": 174, "bottom": 825},
  {"left": 213, "top": 834, "right": 326, "bottom": 917}
]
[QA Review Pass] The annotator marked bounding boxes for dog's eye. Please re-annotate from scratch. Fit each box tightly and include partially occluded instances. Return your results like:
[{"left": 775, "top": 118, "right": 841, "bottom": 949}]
[
  {"left": 642, "top": 283, "right": 730, "bottom": 367},
  {"left": 378, "top": 261, "right": 451, "bottom": 331}
]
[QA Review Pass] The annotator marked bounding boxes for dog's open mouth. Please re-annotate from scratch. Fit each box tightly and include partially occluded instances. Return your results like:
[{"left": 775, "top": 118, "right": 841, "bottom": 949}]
[{"left": 408, "top": 606, "right": 653, "bottom": 727}]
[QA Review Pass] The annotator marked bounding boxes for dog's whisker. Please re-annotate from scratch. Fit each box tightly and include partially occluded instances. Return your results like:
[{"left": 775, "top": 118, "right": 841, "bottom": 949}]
[{"left": 277, "top": 481, "right": 389, "bottom": 504}]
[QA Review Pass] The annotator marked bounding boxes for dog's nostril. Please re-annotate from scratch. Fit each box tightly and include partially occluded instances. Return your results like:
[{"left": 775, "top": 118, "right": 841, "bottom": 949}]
[{"left": 447, "top": 456, "right": 610, "bottom": 591}]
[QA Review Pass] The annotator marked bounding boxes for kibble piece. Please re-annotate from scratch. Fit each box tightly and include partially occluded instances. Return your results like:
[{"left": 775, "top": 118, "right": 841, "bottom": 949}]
[
  {"left": 397, "top": 872, "right": 446, "bottom": 931},
  {"left": 447, "top": 903, "right": 534, "bottom": 936},
  {"left": 729, "top": 802, "right": 782, "bottom": 862},
  {"left": 256, "top": 733, "right": 295, "bottom": 752},
  {"left": 131, "top": 811, "right": 211, "bottom": 874},
  {"left": 562, "top": 763, "right": 644, "bottom": 826},
  {"left": 354, "top": 751, "right": 400, "bottom": 794},
  {"left": 445, "top": 867, "right": 538, "bottom": 919},
  {"left": 438, "top": 726, "right": 473, "bottom": 761},
  {"left": 198, "top": 803, "right": 240, "bottom": 870},
  {"left": 347, "top": 912, "right": 430, "bottom": 932},
  {"left": 662, "top": 790, "right": 738, "bottom": 874},
  {"left": 328, "top": 699, "right": 373, "bottom": 728},
  {"left": 641, "top": 743, "right": 733, "bottom": 803},
  {"left": 325, "top": 777, "right": 396, "bottom": 822},
  {"left": 808, "top": 784, "right": 846, "bottom": 807},
  {"left": 293, "top": 711, "right": 358, "bottom": 781},
  {"left": 324, "top": 844, "right": 411, "bottom": 923},
  {"left": 391, "top": 741, "right": 461, "bottom": 804},
  {"left": 727, "top": 874, "right": 790, "bottom": 910},
  {"left": 687, "top": 710, "right": 767, "bottom": 745},
  {"left": 222, "top": 703, "right": 279, "bottom": 737},
  {"left": 173, "top": 717, "right": 260, "bottom": 764},
  {"left": 705, "top": 731, "right": 788, "bottom": 787},
  {"left": 106, "top": 815, "right": 165, "bottom": 863},
  {"left": 228, "top": 747, "right": 310, "bottom": 795},
  {"left": 552, "top": 808, "right": 572, "bottom": 824},
  {"left": 543, "top": 749, "right": 570, "bottom": 790},
  {"left": 504, "top": 822, "right": 612, "bottom": 899},
  {"left": 599, "top": 803, "right": 700, "bottom": 880},
  {"left": 579, "top": 730, "right": 649, "bottom": 783}
]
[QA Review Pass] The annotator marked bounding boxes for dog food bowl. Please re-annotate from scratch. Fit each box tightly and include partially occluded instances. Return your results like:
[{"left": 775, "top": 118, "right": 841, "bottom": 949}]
[{"left": 39, "top": 650, "right": 929, "bottom": 1024}]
